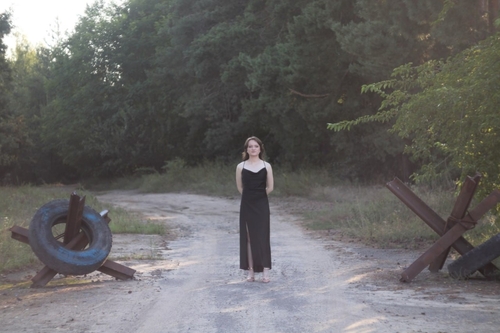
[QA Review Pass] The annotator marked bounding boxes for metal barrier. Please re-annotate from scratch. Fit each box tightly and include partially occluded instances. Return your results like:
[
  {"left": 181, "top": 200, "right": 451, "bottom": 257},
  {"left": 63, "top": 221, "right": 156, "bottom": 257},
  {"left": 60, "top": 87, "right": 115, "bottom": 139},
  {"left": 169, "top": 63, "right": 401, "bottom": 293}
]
[
  {"left": 386, "top": 174, "right": 500, "bottom": 282},
  {"left": 9, "top": 192, "right": 135, "bottom": 287}
]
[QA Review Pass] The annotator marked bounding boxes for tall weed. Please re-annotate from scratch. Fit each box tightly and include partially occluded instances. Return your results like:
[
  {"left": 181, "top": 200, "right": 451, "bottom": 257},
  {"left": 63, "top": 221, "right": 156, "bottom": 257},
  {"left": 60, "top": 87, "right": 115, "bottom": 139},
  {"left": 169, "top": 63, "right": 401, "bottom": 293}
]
[
  {"left": 5, "top": 165, "right": 498, "bottom": 273},
  {"left": 91, "top": 162, "right": 338, "bottom": 198},
  {"left": 301, "top": 184, "right": 482, "bottom": 249},
  {"left": 127, "top": 160, "right": 237, "bottom": 196},
  {"left": 274, "top": 169, "right": 334, "bottom": 197},
  {"left": 90, "top": 163, "right": 500, "bottom": 250}
]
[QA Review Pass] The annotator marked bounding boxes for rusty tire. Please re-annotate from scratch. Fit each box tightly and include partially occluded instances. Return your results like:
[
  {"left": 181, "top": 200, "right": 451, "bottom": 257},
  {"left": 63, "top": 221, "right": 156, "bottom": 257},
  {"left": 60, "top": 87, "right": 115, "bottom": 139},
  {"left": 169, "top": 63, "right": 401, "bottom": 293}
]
[
  {"left": 447, "top": 232, "right": 500, "bottom": 279},
  {"left": 28, "top": 199, "right": 112, "bottom": 275}
]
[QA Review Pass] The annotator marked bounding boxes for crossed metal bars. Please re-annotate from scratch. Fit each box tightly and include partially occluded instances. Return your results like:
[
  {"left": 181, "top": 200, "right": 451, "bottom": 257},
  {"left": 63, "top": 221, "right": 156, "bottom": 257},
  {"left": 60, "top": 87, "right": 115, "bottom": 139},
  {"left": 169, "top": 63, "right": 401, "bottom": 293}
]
[
  {"left": 386, "top": 174, "right": 500, "bottom": 282},
  {"left": 10, "top": 193, "right": 135, "bottom": 287}
]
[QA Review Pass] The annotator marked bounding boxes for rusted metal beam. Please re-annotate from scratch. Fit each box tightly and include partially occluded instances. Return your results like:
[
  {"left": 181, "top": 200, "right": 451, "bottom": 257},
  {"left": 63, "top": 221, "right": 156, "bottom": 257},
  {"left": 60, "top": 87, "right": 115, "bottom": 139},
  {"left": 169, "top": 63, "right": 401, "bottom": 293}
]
[
  {"left": 401, "top": 188, "right": 500, "bottom": 282},
  {"left": 31, "top": 258, "right": 136, "bottom": 287},
  {"left": 401, "top": 220, "right": 474, "bottom": 282},
  {"left": 468, "top": 189, "right": 500, "bottom": 221},
  {"left": 98, "top": 260, "right": 136, "bottom": 280},
  {"left": 10, "top": 225, "right": 29, "bottom": 244},
  {"left": 386, "top": 177, "right": 500, "bottom": 280},
  {"left": 10, "top": 205, "right": 135, "bottom": 287},
  {"left": 64, "top": 192, "right": 85, "bottom": 245},
  {"left": 429, "top": 174, "right": 480, "bottom": 272},
  {"left": 30, "top": 228, "right": 135, "bottom": 287},
  {"left": 31, "top": 266, "right": 58, "bottom": 288},
  {"left": 10, "top": 224, "right": 86, "bottom": 287},
  {"left": 32, "top": 207, "right": 135, "bottom": 286},
  {"left": 450, "top": 174, "right": 481, "bottom": 218},
  {"left": 386, "top": 178, "right": 447, "bottom": 235}
]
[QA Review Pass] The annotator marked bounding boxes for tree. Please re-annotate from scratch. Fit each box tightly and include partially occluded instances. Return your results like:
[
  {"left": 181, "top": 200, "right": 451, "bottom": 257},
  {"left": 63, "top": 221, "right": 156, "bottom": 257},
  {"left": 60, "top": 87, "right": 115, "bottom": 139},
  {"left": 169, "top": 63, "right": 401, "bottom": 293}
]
[
  {"left": 41, "top": 0, "right": 173, "bottom": 177},
  {"left": 328, "top": 0, "right": 498, "bottom": 181},
  {"left": 6, "top": 0, "right": 498, "bottom": 183},
  {"left": 154, "top": 0, "right": 275, "bottom": 163},
  {"left": 0, "top": 11, "right": 31, "bottom": 183},
  {"left": 330, "top": 31, "right": 500, "bottom": 196},
  {"left": 334, "top": 0, "right": 493, "bottom": 81}
]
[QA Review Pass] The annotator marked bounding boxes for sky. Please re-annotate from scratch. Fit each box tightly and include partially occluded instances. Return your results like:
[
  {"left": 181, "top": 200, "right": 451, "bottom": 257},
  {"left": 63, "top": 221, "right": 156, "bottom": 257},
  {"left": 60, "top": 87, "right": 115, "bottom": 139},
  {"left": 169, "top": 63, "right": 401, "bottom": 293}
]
[{"left": 1, "top": 0, "right": 119, "bottom": 54}]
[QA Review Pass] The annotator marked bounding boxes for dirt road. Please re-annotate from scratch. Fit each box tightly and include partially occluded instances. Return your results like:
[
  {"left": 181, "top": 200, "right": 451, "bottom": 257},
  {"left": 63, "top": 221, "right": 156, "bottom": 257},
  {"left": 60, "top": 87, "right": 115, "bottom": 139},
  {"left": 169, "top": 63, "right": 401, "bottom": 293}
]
[{"left": 1, "top": 192, "right": 499, "bottom": 332}]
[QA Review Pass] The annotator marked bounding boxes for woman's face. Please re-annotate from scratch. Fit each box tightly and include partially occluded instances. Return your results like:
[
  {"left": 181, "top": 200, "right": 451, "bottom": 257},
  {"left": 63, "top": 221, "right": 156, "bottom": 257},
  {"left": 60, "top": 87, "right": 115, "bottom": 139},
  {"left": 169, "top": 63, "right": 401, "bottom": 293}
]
[{"left": 246, "top": 140, "right": 261, "bottom": 157}]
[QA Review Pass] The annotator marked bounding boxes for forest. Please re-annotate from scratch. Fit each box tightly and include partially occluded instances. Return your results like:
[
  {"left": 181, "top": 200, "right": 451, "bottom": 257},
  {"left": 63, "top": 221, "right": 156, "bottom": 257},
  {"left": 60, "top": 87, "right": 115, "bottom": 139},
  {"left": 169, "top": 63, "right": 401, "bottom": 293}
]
[{"left": 0, "top": 0, "right": 499, "bottom": 194}]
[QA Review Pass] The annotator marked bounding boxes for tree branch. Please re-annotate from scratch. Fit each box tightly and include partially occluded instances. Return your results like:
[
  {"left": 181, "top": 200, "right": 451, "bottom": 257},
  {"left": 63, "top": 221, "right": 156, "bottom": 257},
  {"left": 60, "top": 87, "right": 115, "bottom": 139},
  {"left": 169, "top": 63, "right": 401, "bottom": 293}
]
[{"left": 288, "top": 88, "right": 330, "bottom": 98}]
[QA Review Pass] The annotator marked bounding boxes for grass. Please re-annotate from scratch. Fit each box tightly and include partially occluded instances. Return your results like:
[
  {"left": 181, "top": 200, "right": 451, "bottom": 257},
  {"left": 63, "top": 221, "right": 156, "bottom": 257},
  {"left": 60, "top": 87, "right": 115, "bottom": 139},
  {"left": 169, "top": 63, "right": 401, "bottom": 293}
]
[
  {"left": 82, "top": 195, "right": 165, "bottom": 235},
  {"left": 301, "top": 184, "right": 500, "bottom": 250},
  {"left": 0, "top": 185, "right": 163, "bottom": 273},
  {"left": 3, "top": 162, "right": 500, "bottom": 274},
  {"left": 99, "top": 162, "right": 496, "bottom": 246},
  {"left": 87, "top": 161, "right": 500, "bottom": 251},
  {"left": 86, "top": 160, "right": 237, "bottom": 196},
  {"left": 300, "top": 185, "right": 452, "bottom": 249},
  {"left": 86, "top": 161, "right": 335, "bottom": 198}
]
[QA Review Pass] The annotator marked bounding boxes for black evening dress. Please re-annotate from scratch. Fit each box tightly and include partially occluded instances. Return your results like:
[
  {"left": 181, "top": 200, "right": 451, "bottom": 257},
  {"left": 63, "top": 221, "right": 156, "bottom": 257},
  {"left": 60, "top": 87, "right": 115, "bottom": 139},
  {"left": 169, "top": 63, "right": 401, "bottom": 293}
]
[{"left": 239, "top": 161, "right": 271, "bottom": 273}]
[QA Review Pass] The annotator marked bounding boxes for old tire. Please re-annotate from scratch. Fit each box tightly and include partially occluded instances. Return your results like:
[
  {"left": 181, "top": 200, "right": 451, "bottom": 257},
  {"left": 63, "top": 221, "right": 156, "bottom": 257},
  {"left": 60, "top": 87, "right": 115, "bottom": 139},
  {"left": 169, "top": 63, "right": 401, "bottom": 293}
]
[
  {"left": 447, "top": 232, "right": 500, "bottom": 279},
  {"left": 28, "top": 199, "right": 112, "bottom": 275}
]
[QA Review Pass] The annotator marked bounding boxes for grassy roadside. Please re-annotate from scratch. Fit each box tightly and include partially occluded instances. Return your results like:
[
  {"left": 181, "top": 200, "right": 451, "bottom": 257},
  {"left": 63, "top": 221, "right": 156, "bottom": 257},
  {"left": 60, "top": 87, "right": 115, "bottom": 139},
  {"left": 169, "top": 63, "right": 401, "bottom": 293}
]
[
  {"left": 87, "top": 161, "right": 500, "bottom": 251},
  {"left": 285, "top": 185, "right": 500, "bottom": 250},
  {"left": 0, "top": 185, "right": 163, "bottom": 273},
  {"left": 2, "top": 162, "right": 499, "bottom": 274}
]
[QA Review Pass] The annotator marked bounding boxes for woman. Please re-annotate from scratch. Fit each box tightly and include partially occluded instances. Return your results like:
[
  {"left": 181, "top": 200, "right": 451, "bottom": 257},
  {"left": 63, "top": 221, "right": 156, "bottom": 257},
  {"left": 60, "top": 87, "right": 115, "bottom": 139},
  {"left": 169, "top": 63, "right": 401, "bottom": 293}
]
[{"left": 236, "top": 136, "right": 274, "bottom": 283}]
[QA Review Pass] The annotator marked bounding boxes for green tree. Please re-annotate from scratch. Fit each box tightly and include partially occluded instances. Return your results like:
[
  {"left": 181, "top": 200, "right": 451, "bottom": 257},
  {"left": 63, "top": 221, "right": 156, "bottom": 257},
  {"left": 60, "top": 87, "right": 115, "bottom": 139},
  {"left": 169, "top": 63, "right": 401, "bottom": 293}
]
[
  {"left": 154, "top": 0, "right": 276, "bottom": 163},
  {"left": 327, "top": 0, "right": 498, "bottom": 180},
  {"left": 7, "top": 0, "right": 497, "bottom": 183},
  {"left": 5, "top": 36, "right": 72, "bottom": 183},
  {"left": 330, "top": 31, "right": 500, "bottom": 196},
  {"left": 41, "top": 0, "right": 173, "bottom": 177},
  {"left": 334, "top": 0, "right": 492, "bottom": 81},
  {"left": 0, "top": 11, "right": 31, "bottom": 183}
]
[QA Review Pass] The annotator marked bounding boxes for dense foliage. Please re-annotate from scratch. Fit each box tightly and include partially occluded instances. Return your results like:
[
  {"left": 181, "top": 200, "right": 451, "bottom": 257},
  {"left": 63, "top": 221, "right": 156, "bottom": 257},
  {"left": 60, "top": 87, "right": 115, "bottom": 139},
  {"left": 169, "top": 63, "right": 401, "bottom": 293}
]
[
  {"left": 330, "top": 31, "right": 500, "bottom": 196},
  {"left": 0, "top": 12, "right": 30, "bottom": 182},
  {"left": 0, "top": 0, "right": 498, "bottom": 185}
]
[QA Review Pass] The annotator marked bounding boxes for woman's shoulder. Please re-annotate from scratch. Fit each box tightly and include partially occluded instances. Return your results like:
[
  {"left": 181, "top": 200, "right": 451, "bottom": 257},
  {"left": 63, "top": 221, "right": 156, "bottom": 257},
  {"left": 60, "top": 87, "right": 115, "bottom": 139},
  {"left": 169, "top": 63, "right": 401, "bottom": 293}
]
[
  {"left": 264, "top": 161, "right": 272, "bottom": 169},
  {"left": 236, "top": 161, "right": 245, "bottom": 169}
]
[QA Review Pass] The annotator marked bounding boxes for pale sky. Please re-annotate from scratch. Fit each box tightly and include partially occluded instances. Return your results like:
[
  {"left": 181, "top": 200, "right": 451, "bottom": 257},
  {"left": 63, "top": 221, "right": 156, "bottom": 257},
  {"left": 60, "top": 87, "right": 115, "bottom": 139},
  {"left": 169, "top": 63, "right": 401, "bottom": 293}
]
[{"left": 1, "top": 0, "right": 120, "bottom": 54}]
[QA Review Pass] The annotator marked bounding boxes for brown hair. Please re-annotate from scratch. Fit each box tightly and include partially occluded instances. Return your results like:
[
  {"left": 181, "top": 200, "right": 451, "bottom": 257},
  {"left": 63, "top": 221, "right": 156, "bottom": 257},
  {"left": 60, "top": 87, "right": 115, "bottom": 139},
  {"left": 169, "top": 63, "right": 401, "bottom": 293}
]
[{"left": 241, "top": 136, "right": 265, "bottom": 161}]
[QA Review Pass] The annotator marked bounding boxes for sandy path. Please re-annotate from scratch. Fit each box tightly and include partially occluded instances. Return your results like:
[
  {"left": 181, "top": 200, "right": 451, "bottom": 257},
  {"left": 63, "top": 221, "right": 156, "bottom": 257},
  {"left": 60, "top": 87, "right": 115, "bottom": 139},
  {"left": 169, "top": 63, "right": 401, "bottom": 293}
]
[
  {"left": 1, "top": 191, "right": 499, "bottom": 332},
  {"left": 92, "top": 192, "right": 384, "bottom": 332},
  {"left": 111, "top": 194, "right": 382, "bottom": 333}
]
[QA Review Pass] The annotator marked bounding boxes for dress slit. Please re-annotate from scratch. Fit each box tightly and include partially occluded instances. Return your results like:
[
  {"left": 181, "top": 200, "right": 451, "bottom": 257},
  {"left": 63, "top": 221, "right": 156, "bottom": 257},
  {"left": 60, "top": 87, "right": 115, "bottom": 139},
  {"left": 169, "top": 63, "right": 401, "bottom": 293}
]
[{"left": 245, "top": 223, "right": 253, "bottom": 270}]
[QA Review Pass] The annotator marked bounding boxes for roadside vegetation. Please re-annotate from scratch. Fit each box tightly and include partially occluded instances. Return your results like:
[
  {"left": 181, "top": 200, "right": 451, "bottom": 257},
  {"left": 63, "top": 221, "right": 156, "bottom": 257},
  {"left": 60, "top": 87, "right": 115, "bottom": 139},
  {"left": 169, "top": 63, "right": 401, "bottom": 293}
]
[
  {"left": 2, "top": 163, "right": 499, "bottom": 274},
  {"left": 2, "top": 2, "right": 499, "bottom": 278},
  {"left": 90, "top": 161, "right": 500, "bottom": 251}
]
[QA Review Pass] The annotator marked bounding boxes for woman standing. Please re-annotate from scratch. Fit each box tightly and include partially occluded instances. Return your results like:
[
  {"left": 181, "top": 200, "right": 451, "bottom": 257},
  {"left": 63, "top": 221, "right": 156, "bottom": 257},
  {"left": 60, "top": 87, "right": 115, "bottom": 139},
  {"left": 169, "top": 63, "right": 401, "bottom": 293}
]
[{"left": 236, "top": 136, "right": 274, "bottom": 283}]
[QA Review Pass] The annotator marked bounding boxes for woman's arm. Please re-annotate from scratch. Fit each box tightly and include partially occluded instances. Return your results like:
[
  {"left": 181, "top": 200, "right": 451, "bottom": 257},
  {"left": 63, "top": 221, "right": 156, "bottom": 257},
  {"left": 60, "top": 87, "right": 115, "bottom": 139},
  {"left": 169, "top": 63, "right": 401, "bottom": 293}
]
[
  {"left": 265, "top": 162, "right": 274, "bottom": 195},
  {"left": 236, "top": 163, "right": 243, "bottom": 194}
]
